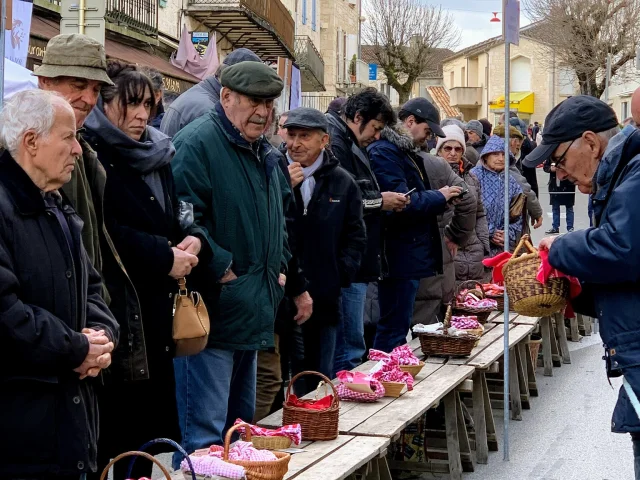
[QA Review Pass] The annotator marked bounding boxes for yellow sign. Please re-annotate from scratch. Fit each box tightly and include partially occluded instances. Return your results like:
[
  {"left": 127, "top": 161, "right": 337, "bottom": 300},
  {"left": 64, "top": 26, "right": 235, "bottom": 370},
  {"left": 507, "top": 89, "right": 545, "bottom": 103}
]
[{"left": 489, "top": 91, "right": 535, "bottom": 114}]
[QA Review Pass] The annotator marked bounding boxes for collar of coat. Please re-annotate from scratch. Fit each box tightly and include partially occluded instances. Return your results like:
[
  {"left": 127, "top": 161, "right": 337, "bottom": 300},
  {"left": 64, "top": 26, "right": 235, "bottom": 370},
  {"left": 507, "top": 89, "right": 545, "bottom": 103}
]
[
  {"left": 326, "top": 110, "right": 360, "bottom": 147},
  {"left": 379, "top": 122, "right": 421, "bottom": 154},
  {"left": 0, "top": 149, "right": 60, "bottom": 215}
]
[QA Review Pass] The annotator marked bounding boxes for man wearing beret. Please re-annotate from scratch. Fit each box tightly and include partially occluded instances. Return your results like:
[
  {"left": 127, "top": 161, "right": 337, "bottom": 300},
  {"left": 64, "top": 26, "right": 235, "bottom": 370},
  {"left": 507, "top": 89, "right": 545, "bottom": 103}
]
[
  {"left": 283, "top": 107, "right": 366, "bottom": 393},
  {"left": 171, "top": 61, "right": 291, "bottom": 455},
  {"left": 532, "top": 95, "right": 640, "bottom": 475}
]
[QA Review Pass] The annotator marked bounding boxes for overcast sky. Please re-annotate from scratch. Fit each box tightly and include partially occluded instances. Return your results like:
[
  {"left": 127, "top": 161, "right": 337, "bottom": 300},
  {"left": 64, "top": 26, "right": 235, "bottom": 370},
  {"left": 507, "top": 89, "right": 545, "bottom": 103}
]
[{"left": 424, "top": 0, "right": 532, "bottom": 50}]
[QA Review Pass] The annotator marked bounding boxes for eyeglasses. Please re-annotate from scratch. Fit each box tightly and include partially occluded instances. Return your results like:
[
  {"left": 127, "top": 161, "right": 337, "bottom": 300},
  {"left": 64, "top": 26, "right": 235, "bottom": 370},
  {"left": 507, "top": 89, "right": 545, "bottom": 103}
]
[
  {"left": 551, "top": 139, "right": 575, "bottom": 171},
  {"left": 278, "top": 124, "right": 286, "bottom": 129},
  {"left": 442, "top": 145, "right": 464, "bottom": 154}
]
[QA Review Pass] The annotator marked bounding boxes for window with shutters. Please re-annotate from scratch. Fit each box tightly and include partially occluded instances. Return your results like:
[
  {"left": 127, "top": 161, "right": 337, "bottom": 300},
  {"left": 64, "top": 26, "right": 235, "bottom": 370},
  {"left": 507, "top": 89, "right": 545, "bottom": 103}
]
[{"left": 302, "top": 0, "right": 307, "bottom": 24}]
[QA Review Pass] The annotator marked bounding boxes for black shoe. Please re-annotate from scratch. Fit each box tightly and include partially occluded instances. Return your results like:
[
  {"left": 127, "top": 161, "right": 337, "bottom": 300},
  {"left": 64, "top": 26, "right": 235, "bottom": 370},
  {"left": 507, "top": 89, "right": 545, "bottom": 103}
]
[
  {"left": 545, "top": 228, "right": 559, "bottom": 234},
  {"left": 567, "top": 228, "right": 574, "bottom": 232}
]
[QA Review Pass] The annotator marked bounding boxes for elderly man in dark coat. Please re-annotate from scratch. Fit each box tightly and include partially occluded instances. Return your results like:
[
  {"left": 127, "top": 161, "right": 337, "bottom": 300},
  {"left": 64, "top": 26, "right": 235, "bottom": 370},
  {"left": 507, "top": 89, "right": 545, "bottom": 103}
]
[{"left": 0, "top": 89, "right": 118, "bottom": 477}]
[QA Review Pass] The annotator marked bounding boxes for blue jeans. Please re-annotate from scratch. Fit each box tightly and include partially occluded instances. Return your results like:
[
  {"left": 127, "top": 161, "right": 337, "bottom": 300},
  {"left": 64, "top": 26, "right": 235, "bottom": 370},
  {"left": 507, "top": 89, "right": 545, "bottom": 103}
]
[
  {"left": 173, "top": 349, "right": 257, "bottom": 468},
  {"left": 334, "top": 283, "right": 368, "bottom": 374},
  {"left": 374, "top": 278, "right": 420, "bottom": 353},
  {"left": 552, "top": 204, "right": 574, "bottom": 231}
]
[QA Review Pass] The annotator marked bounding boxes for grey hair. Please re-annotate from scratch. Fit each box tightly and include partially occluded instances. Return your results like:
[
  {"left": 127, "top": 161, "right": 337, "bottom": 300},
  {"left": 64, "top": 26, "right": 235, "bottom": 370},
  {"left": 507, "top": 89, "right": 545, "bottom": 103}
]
[
  {"left": 140, "top": 66, "right": 164, "bottom": 93},
  {"left": 598, "top": 126, "right": 621, "bottom": 141},
  {"left": 0, "top": 89, "right": 71, "bottom": 157},
  {"left": 441, "top": 117, "right": 467, "bottom": 131}
]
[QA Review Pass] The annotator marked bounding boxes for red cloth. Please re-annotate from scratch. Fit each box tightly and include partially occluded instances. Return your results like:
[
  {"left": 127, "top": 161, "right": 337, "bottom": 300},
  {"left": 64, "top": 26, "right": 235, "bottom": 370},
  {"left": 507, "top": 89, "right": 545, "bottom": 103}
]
[
  {"left": 482, "top": 252, "right": 513, "bottom": 284},
  {"left": 536, "top": 249, "right": 582, "bottom": 317},
  {"left": 286, "top": 394, "right": 334, "bottom": 410}
]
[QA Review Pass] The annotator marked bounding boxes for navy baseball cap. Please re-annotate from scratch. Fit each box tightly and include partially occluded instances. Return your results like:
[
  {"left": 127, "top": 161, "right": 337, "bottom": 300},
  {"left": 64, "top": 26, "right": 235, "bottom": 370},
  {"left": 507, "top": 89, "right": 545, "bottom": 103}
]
[
  {"left": 524, "top": 96, "right": 619, "bottom": 167},
  {"left": 401, "top": 98, "right": 445, "bottom": 137}
]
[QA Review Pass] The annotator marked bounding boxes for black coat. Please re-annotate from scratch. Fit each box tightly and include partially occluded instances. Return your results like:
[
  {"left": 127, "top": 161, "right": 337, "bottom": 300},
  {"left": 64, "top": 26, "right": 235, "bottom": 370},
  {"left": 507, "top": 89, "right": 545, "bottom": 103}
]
[
  {"left": 520, "top": 138, "right": 539, "bottom": 197},
  {"left": 85, "top": 134, "right": 188, "bottom": 446},
  {"left": 0, "top": 151, "right": 118, "bottom": 476},
  {"left": 326, "top": 111, "right": 384, "bottom": 282},
  {"left": 543, "top": 157, "right": 576, "bottom": 207},
  {"left": 291, "top": 150, "right": 366, "bottom": 318}
]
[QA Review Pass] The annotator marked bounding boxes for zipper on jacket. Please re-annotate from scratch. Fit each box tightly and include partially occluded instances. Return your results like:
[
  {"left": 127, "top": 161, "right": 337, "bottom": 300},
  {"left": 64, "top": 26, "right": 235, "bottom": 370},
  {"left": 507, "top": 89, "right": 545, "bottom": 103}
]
[{"left": 303, "top": 207, "right": 307, "bottom": 216}]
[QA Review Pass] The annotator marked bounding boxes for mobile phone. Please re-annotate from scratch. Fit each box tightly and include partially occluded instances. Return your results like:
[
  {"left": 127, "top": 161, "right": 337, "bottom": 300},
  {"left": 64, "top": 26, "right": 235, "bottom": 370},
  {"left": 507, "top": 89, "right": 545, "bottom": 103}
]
[{"left": 404, "top": 188, "right": 416, "bottom": 197}]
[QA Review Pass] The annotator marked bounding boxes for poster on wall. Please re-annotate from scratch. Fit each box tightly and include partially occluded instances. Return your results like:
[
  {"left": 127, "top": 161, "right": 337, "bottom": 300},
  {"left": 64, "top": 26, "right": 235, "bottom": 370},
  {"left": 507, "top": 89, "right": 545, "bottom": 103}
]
[
  {"left": 5, "top": 0, "right": 33, "bottom": 67},
  {"left": 290, "top": 65, "right": 301, "bottom": 110}
]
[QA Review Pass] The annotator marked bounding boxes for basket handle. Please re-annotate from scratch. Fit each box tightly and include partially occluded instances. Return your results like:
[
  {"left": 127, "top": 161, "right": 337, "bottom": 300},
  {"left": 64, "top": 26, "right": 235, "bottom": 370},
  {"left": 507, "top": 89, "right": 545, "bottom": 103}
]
[
  {"left": 443, "top": 304, "right": 453, "bottom": 333},
  {"left": 455, "top": 280, "right": 486, "bottom": 303},
  {"left": 285, "top": 370, "right": 339, "bottom": 409},
  {"left": 128, "top": 438, "right": 196, "bottom": 480},
  {"left": 100, "top": 451, "right": 171, "bottom": 480},
  {"left": 224, "top": 422, "right": 253, "bottom": 460},
  {"left": 511, "top": 234, "right": 537, "bottom": 258}
]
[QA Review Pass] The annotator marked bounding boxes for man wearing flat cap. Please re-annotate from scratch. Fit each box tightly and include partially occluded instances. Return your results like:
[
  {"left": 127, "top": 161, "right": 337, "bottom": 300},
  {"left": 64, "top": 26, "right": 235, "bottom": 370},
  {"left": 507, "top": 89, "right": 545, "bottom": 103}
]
[
  {"left": 282, "top": 107, "right": 366, "bottom": 393},
  {"left": 533, "top": 95, "right": 640, "bottom": 475},
  {"left": 171, "top": 60, "right": 291, "bottom": 454}
]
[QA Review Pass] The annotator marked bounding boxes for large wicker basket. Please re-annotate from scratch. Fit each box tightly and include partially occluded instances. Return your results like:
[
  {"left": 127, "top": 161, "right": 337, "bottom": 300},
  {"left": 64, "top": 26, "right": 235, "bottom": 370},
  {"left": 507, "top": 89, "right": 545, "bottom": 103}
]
[
  {"left": 452, "top": 280, "right": 495, "bottom": 323},
  {"left": 503, "top": 235, "right": 569, "bottom": 317},
  {"left": 100, "top": 451, "right": 174, "bottom": 480},
  {"left": 283, "top": 371, "right": 339, "bottom": 441},
  {"left": 418, "top": 305, "right": 479, "bottom": 357}
]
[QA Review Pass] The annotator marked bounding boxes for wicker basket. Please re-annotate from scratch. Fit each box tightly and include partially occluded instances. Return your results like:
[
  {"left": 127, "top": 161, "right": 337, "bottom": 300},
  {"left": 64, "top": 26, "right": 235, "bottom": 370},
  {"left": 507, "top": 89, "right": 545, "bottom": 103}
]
[
  {"left": 503, "top": 235, "right": 569, "bottom": 317},
  {"left": 418, "top": 305, "right": 479, "bottom": 357},
  {"left": 283, "top": 371, "right": 340, "bottom": 441},
  {"left": 380, "top": 381, "right": 405, "bottom": 397},
  {"left": 487, "top": 293, "right": 506, "bottom": 311},
  {"left": 101, "top": 451, "right": 173, "bottom": 480},
  {"left": 251, "top": 436, "right": 292, "bottom": 450},
  {"left": 399, "top": 361, "right": 425, "bottom": 378},
  {"left": 452, "top": 281, "right": 495, "bottom": 323}
]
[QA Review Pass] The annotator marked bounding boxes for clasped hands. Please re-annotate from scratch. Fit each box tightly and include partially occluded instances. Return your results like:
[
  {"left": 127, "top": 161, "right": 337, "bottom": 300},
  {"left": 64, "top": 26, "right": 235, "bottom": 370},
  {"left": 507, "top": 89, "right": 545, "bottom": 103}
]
[{"left": 73, "top": 328, "right": 114, "bottom": 380}]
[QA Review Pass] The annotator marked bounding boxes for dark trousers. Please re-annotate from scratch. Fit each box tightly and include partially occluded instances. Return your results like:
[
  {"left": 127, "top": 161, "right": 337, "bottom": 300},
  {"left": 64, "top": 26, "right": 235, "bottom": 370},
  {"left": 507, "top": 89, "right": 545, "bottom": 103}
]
[
  {"left": 374, "top": 278, "right": 421, "bottom": 353},
  {"left": 633, "top": 434, "right": 640, "bottom": 479}
]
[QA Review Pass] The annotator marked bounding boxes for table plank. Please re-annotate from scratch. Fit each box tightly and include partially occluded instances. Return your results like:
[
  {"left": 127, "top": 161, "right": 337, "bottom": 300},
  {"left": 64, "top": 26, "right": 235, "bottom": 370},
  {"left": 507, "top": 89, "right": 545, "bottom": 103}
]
[
  {"left": 448, "top": 323, "right": 501, "bottom": 366},
  {"left": 488, "top": 311, "right": 519, "bottom": 324},
  {"left": 349, "top": 365, "right": 475, "bottom": 437},
  {"left": 284, "top": 435, "right": 354, "bottom": 479},
  {"left": 292, "top": 436, "right": 389, "bottom": 480},
  {"left": 513, "top": 315, "right": 541, "bottom": 326},
  {"left": 467, "top": 324, "right": 533, "bottom": 369}
]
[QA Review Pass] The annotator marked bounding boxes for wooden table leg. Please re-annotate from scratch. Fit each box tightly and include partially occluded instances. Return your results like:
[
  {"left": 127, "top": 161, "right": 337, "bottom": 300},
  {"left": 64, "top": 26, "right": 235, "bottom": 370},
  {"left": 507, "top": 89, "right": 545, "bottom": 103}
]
[
  {"left": 456, "top": 392, "right": 474, "bottom": 473},
  {"left": 525, "top": 342, "right": 539, "bottom": 396},
  {"left": 472, "top": 371, "right": 488, "bottom": 464},
  {"left": 516, "top": 343, "right": 531, "bottom": 409},
  {"left": 508, "top": 348, "right": 523, "bottom": 421},
  {"left": 482, "top": 372, "right": 498, "bottom": 452},
  {"left": 377, "top": 457, "right": 392, "bottom": 480},
  {"left": 541, "top": 316, "right": 553, "bottom": 377},
  {"left": 444, "top": 390, "right": 463, "bottom": 480},
  {"left": 549, "top": 315, "right": 562, "bottom": 367},
  {"left": 555, "top": 312, "right": 571, "bottom": 365},
  {"left": 584, "top": 315, "right": 593, "bottom": 336},
  {"left": 569, "top": 315, "right": 581, "bottom": 342}
]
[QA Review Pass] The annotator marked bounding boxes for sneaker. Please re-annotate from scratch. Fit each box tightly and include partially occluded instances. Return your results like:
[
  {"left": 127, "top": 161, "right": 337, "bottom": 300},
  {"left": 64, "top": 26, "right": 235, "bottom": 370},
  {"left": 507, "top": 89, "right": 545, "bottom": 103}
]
[
  {"left": 545, "top": 228, "right": 560, "bottom": 234},
  {"left": 568, "top": 228, "right": 574, "bottom": 232}
]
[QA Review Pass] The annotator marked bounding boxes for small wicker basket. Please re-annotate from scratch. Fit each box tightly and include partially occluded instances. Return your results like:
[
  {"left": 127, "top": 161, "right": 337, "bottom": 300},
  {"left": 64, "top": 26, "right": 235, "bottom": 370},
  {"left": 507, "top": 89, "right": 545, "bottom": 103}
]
[
  {"left": 418, "top": 305, "right": 479, "bottom": 357},
  {"left": 453, "top": 281, "right": 496, "bottom": 323},
  {"left": 399, "top": 361, "right": 425, "bottom": 378},
  {"left": 283, "top": 371, "right": 340, "bottom": 441},
  {"left": 503, "top": 235, "right": 569, "bottom": 317},
  {"left": 380, "top": 381, "right": 405, "bottom": 397}
]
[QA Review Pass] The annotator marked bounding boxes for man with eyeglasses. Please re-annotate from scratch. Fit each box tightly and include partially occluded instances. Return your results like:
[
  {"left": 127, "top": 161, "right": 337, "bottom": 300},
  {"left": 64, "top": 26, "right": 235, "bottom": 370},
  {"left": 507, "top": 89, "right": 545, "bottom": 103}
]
[
  {"left": 528, "top": 95, "right": 640, "bottom": 477},
  {"left": 367, "top": 98, "right": 463, "bottom": 352}
]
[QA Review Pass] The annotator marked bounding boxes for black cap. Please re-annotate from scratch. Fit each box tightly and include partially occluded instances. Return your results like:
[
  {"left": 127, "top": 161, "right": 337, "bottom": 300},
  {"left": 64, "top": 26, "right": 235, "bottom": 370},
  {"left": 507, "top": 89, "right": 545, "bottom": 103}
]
[
  {"left": 283, "top": 107, "right": 328, "bottom": 132},
  {"left": 524, "top": 96, "right": 619, "bottom": 167},
  {"left": 400, "top": 98, "right": 445, "bottom": 137}
]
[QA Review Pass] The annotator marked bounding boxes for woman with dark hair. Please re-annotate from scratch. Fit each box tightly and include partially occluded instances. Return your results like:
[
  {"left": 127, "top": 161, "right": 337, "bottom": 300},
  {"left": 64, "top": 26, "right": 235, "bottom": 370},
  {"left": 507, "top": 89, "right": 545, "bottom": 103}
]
[{"left": 83, "top": 61, "right": 202, "bottom": 479}]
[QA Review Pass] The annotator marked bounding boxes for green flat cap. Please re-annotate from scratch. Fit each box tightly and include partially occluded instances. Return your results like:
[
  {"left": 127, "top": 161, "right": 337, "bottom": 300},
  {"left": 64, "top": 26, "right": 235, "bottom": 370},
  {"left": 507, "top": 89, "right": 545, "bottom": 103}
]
[
  {"left": 33, "top": 34, "right": 114, "bottom": 85},
  {"left": 220, "top": 61, "right": 283, "bottom": 99}
]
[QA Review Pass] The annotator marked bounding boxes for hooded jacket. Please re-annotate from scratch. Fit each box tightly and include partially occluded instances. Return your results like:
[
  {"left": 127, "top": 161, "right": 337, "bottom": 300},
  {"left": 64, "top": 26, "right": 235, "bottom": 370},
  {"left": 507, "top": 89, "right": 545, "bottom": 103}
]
[
  {"left": 326, "top": 110, "right": 384, "bottom": 282},
  {"left": 367, "top": 124, "right": 447, "bottom": 279}
]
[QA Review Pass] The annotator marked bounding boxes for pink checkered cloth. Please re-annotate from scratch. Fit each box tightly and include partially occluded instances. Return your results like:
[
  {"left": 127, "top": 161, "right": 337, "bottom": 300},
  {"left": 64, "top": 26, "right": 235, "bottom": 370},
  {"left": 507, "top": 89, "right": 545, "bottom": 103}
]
[
  {"left": 233, "top": 418, "right": 302, "bottom": 445},
  {"left": 180, "top": 454, "right": 246, "bottom": 479},
  {"left": 370, "top": 360, "right": 414, "bottom": 391},
  {"left": 209, "top": 441, "right": 277, "bottom": 461},
  {"left": 336, "top": 370, "right": 386, "bottom": 402},
  {"left": 369, "top": 345, "right": 420, "bottom": 366}
]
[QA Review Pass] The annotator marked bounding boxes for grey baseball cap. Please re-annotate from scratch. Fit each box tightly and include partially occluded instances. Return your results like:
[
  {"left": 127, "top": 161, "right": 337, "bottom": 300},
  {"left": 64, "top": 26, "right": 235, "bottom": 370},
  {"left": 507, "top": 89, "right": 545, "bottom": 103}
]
[{"left": 33, "top": 34, "right": 113, "bottom": 85}]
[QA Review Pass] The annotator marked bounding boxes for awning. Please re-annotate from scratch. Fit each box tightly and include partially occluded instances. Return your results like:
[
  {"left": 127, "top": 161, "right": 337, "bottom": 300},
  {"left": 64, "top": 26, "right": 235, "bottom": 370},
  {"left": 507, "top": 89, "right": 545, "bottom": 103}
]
[
  {"left": 489, "top": 91, "right": 534, "bottom": 114},
  {"left": 29, "top": 15, "right": 199, "bottom": 93}
]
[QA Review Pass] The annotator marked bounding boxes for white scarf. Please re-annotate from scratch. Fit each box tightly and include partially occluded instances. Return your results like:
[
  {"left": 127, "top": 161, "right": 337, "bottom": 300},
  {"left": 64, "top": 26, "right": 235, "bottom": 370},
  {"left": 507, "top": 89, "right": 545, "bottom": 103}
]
[{"left": 287, "top": 151, "right": 324, "bottom": 209}]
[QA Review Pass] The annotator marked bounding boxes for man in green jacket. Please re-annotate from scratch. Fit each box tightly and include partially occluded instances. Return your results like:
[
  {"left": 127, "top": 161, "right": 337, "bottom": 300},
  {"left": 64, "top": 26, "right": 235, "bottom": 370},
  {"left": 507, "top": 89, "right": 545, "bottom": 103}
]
[{"left": 172, "top": 61, "right": 290, "bottom": 455}]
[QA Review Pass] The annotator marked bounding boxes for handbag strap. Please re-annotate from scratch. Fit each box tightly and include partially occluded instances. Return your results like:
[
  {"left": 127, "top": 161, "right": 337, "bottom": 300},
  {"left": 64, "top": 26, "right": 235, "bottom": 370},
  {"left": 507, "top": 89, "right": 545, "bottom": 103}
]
[{"left": 177, "top": 277, "right": 188, "bottom": 296}]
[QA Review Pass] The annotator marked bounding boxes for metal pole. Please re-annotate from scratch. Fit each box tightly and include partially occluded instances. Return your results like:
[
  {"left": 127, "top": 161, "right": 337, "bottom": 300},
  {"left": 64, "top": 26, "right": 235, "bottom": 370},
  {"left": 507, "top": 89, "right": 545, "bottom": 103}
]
[
  {"left": 503, "top": 38, "right": 510, "bottom": 462},
  {"left": 605, "top": 53, "right": 611, "bottom": 102},
  {"left": 79, "top": 0, "right": 85, "bottom": 34},
  {"left": 0, "top": 0, "right": 6, "bottom": 104}
]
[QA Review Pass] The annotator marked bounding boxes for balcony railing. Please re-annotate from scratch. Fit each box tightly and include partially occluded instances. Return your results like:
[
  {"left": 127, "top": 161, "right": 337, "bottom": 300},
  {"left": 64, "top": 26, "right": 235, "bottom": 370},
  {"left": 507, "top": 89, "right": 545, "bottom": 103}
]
[
  {"left": 295, "top": 36, "right": 325, "bottom": 92},
  {"left": 449, "top": 87, "right": 483, "bottom": 107},
  {"left": 188, "top": 0, "right": 294, "bottom": 59},
  {"left": 105, "top": 0, "right": 158, "bottom": 35}
]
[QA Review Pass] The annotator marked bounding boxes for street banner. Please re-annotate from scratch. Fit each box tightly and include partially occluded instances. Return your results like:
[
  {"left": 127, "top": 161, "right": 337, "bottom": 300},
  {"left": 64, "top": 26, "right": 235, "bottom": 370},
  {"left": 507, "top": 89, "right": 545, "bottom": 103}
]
[{"left": 5, "top": 0, "right": 33, "bottom": 67}]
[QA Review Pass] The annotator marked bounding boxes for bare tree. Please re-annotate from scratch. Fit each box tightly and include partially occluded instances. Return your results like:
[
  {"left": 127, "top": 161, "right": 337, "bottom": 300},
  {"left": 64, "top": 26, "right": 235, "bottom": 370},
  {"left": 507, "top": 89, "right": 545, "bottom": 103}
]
[
  {"left": 362, "top": 0, "right": 460, "bottom": 104},
  {"left": 523, "top": 0, "right": 640, "bottom": 98}
]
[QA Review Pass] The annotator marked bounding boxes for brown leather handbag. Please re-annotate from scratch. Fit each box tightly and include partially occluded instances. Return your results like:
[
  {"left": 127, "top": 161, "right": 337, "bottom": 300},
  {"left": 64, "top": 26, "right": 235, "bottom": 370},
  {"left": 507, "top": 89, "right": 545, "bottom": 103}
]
[{"left": 172, "top": 277, "right": 210, "bottom": 356}]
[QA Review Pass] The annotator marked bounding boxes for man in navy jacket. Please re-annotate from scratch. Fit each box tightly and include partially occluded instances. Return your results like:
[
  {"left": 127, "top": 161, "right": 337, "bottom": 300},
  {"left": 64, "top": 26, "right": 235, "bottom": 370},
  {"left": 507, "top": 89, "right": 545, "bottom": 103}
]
[
  {"left": 527, "top": 96, "right": 640, "bottom": 475},
  {"left": 367, "top": 98, "right": 461, "bottom": 352}
]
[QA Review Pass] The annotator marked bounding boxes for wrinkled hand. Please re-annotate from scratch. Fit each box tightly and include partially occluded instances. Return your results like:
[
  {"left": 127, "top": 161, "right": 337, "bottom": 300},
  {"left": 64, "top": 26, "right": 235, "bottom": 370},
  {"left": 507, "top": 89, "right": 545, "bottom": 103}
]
[
  {"left": 444, "top": 237, "right": 458, "bottom": 258},
  {"left": 439, "top": 185, "right": 463, "bottom": 202},
  {"left": 220, "top": 268, "right": 238, "bottom": 284},
  {"left": 74, "top": 331, "right": 114, "bottom": 380},
  {"left": 532, "top": 216, "right": 543, "bottom": 229},
  {"left": 381, "top": 191, "right": 409, "bottom": 212},
  {"left": 169, "top": 247, "right": 199, "bottom": 279},
  {"left": 539, "top": 236, "right": 558, "bottom": 252},
  {"left": 288, "top": 162, "right": 304, "bottom": 188},
  {"left": 293, "top": 291, "right": 313, "bottom": 325},
  {"left": 279, "top": 273, "right": 287, "bottom": 287},
  {"left": 491, "top": 230, "right": 505, "bottom": 246},
  {"left": 177, "top": 235, "right": 202, "bottom": 256}
]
